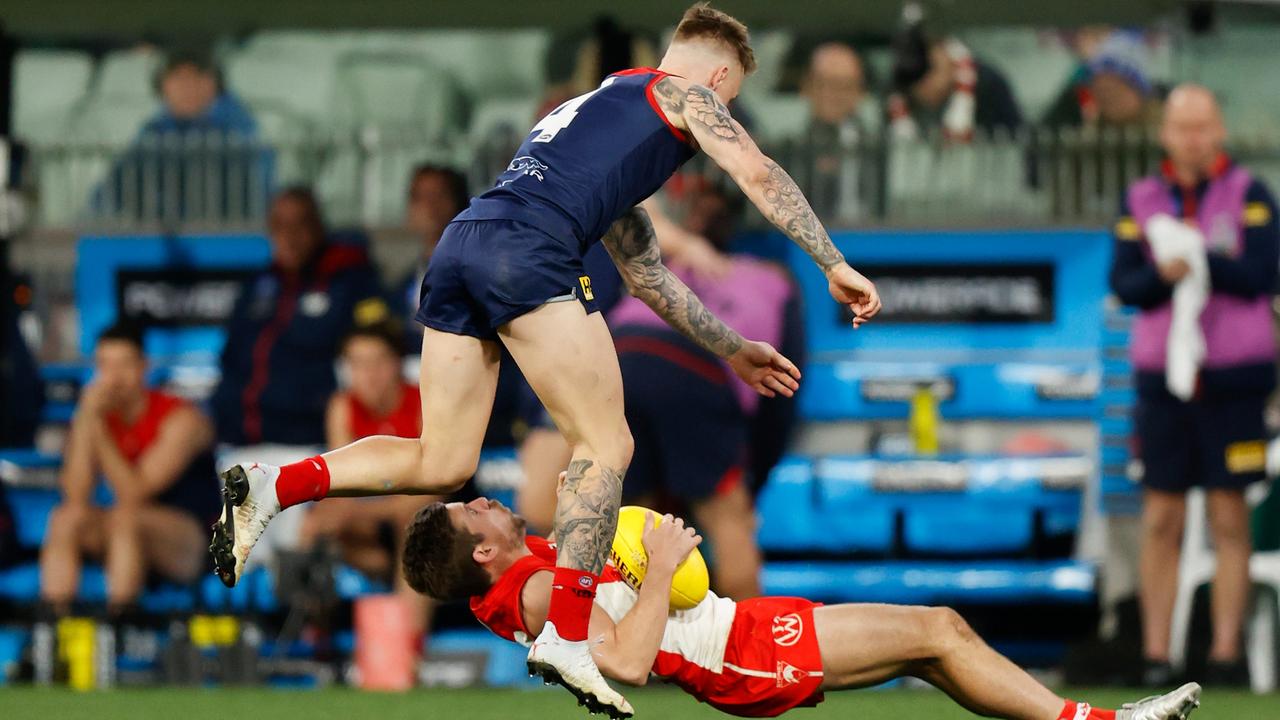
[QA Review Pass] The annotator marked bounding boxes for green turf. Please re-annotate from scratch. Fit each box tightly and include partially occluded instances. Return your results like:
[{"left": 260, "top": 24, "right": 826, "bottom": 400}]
[{"left": 0, "top": 686, "right": 1266, "bottom": 720}]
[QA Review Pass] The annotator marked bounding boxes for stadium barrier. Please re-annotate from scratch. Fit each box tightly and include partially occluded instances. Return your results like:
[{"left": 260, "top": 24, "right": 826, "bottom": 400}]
[{"left": 18, "top": 126, "right": 1280, "bottom": 232}]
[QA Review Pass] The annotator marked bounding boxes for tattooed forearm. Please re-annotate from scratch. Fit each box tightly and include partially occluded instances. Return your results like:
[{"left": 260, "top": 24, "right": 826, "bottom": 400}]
[
  {"left": 760, "top": 161, "right": 845, "bottom": 270},
  {"left": 602, "top": 208, "right": 744, "bottom": 358},
  {"left": 653, "top": 78, "right": 845, "bottom": 273},
  {"left": 553, "top": 458, "right": 624, "bottom": 575}
]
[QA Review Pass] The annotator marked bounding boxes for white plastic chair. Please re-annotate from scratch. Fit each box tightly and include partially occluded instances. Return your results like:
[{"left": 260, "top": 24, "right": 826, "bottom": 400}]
[{"left": 1167, "top": 486, "right": 1280, "bottom": 693}]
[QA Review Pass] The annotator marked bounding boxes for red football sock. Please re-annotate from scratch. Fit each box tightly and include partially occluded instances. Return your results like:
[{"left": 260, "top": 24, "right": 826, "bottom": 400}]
[
  {"left": 546, "top": 567, "right": 598, "bottom": 641},
  {"left": 1058, "top": 700, "right": 1116, "bottom": 720},
  {"left": 275, "top": 455, "right": 331, "bottom": 509}
]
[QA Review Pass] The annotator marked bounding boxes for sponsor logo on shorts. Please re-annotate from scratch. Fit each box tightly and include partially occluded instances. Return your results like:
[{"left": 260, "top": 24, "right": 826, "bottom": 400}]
[
  {"left": 1225, "top": 440, "right": 1267, "bottom": 474},
  {"left": 579, "top": 276, "right": 594, "bottom": 301},
  {"left": 1072, "top": 703, "right": 1092, "bottom": 720},
  {"left": 776, "top": 661, "right": 809, "bottom": 687},
  {"left": 771, "top": 613, "right": 803, "bottom": 647}
]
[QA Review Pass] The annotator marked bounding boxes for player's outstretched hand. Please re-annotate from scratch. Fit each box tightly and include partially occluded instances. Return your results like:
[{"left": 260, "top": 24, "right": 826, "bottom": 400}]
[
  {"left": 827, "top": 262, "right": 881, "bottom": 328},
  {"left": 641, "top": 512, "right": 702, "bottom": 573},
  {"left": 727, "top": 340, "right": 801, "bottom": 398}
]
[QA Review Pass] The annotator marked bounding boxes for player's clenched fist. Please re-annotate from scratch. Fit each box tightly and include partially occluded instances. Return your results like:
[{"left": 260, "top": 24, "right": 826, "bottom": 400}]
[{"left": 826, "top": 262, "right": 881, "bottom": 328}]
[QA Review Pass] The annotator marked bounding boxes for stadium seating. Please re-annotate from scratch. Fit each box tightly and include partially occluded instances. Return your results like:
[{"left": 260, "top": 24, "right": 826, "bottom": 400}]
[
  {"left": 12, "top": 49, "right": 94, "bottom": 142},
  {"left": 757, "top": 454, "right": 1087, "bottom": 556},
  {"left": 94, "top": 49, "right": 162, "bottom": 100},
  {"left": 762, "top": 559, "right": 1096, "bottom": 606},
  {"left": 743, "top": 94, "right": 810, "bottom": 144}
]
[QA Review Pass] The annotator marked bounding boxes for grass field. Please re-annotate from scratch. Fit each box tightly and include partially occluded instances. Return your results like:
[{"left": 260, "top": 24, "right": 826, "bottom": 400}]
[{"left": 0, "top": 685, "right": 1269, "bottom": 720}]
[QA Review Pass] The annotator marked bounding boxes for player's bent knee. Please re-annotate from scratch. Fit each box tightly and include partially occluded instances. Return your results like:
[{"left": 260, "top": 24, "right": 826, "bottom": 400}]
[
  {"left": 46, "top": 505, "right": 84, "bottom": 538},
  {"left": 417, "top": 458, "right": 476, "bottom": 495},
  {"left": 928, "top": 607, "right": 976, "bottom": 651},
  {"left": 103, "top": 506, "right": 141, "bottom": 534},
  {"left": 574, "top": 428, "right": 634, "bottom": 473}
]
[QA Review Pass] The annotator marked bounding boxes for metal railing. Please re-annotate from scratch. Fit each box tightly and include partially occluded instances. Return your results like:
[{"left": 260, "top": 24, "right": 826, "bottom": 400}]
[{"left": 15, "top": 125, "right": 1280, "bottom": 233}]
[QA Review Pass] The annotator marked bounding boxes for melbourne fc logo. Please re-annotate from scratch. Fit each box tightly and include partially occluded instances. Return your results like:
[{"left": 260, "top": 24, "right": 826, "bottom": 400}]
[
  {"left": 503, "top": 155, "right": 549, "bottom": 183},
  {"left": 771, "top": 613, "right": 803, "bottom": 647}
]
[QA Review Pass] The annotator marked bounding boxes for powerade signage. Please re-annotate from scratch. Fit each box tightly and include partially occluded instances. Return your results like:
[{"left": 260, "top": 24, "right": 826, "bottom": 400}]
[
  {"left": 785, "top": 229, "right": 1111, "bottom": 355},
  {"left": 115, "top": 269, "right": 251, "bottom": 328},
  {"left": 77, "top": 235, "right": 272, "bottom": 357},
  {"left": 841, "top": 263, "right": 1056, "bottom": 324},
  {"left": 783, "top": 229, "right": 1111, "bottom": 421}
]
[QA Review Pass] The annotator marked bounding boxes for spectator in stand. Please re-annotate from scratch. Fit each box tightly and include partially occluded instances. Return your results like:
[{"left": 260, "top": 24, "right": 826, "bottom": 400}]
[
  {"left": 1043, "top": 31, "right": 1163, "bottom": 130},
  {"left": 799, "top": 42, "right": 872, "bottom": 224},
  {"left": 887, "top": 20, "right": 1023, "bottom": 142},
  {"left": 213, "top": 187, "right": 387, "bottom": 448},
  {"left": 95, "top": 51, "right": 271, "bottom": 224},
  {"left": 39, "top": 323, "right": 218, "bottom": 615},
  {"left": 298, "top": 321, "right": 436, "bottom": 647},
  {"left": 516, "top": 181, "right": 804, "bottom": 601},
  {"left": 211, "top": 187, "right": 387, "bottom": 563},
  {"left": 1110, "top": 84, "right": 1279, "bottom": 688}
]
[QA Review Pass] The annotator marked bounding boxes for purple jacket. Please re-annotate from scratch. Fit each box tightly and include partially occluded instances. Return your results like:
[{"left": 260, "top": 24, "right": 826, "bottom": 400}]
[
  {"left": 1123, "top": 164, "right": 1276, "bottom": 380},
  {"left": 608, "top": 256, "right": 793, "bottom": 414}
]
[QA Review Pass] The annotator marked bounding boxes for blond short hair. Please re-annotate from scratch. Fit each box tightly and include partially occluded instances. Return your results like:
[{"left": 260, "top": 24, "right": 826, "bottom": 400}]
[{"left": 673, "top": 3, "right": 757, "bottom": 75}]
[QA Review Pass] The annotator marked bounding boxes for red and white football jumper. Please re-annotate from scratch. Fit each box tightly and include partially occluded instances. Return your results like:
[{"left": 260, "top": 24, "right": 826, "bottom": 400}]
[{"left": 470, "top": 536, "right": 826, "bottom": 718}]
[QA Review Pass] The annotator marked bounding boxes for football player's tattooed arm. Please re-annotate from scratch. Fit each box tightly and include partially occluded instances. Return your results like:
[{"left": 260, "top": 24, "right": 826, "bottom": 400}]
[
  {"left": 521, "top": 567, "right": 673, "bottom": 686},
  {"left": 651, "top": 78, "right": 845, "bottom": 272},
  {"left": 601, "top": 207, "right": 744, "bottom": 358}
]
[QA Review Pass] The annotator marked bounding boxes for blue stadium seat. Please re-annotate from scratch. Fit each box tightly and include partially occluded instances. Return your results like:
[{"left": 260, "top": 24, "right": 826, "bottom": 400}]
[
  {"left": 0, "top": 564, "right": 40, "bottom": 601},
  {"left": 0, "top": 562, "right": 194, "bottom": 611},
  {"left": 334, "top": 565, "right": 390, "bottom": 600},
  {"left": 4, "top": 486, "right": 60, "bottom": 548},
  {"left": 429, "top": 629, "right": 540, "bottom": 687},
  {"left": 761, "top": 559, "right": 1097, "bottom": 606},
  {"left": 1040, "top": 489, "right": 1085, "bottom": 537},
  {"left": 756, "top": 458, "right": 824, "bottom": 553},
  {"left": 811, "top": 458, "right": 896, "bottom": 554},
  {"left": 200, "top": 566, "right": 280, "bottom": 613},
  {"left": 0, "top": 627, "right": 26, "bottom": 684},
  {"left": 758, "top": 454, "right": 1087, "bottom": 557}
]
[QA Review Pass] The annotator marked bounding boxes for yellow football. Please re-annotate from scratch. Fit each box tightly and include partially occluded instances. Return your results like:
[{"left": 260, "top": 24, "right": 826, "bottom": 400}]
[{"left": 610, "top": 505, "right": 709, "bottom": 611}]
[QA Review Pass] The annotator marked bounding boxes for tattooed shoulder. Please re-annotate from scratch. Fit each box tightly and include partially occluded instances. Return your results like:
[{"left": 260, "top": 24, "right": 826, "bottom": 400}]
[
  {"left": 681, "top": 85, "right": 741, "bottom": 145},
  {"left": 652, "top": 77, "right": 686, "bottom": 114}
]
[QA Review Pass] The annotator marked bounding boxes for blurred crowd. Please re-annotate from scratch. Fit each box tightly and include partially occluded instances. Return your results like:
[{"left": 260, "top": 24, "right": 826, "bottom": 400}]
[{"left": 9, "top": 17, "right": 1179, "bottom": 229}]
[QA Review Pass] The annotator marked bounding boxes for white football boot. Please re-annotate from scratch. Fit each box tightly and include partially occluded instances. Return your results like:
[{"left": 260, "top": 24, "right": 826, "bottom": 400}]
[
  {"left": 209, "top": 463, "right": 282, "bottom": 587},
  {"left": 1116, "top": 683, "right": 1202, "bottom": 720},
  {"left": 527, "top": 621, "right": 633, "bottom": 719}
]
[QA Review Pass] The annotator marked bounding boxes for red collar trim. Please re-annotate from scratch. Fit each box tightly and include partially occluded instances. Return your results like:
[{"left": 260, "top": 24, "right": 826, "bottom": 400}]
[
  {"left": 611, "top": 67, "right": 685, "bottom": 79},
  {"left": 1161, "top": 153, "right": 1231, "bottom": 185}
]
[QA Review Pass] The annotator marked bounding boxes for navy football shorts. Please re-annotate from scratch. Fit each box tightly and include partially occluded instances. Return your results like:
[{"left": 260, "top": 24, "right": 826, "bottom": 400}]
[
  {"left": 1134, "top": 390, "right": 1269, "bottom": 492},
  {"left": 415, "top": 219, "right": 598, "bottom": 340}
]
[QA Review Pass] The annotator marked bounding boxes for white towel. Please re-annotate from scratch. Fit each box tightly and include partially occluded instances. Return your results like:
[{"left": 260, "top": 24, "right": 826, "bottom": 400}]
[{"left": 1144, "top": 214, "right": 1209, "bottom": 400}]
